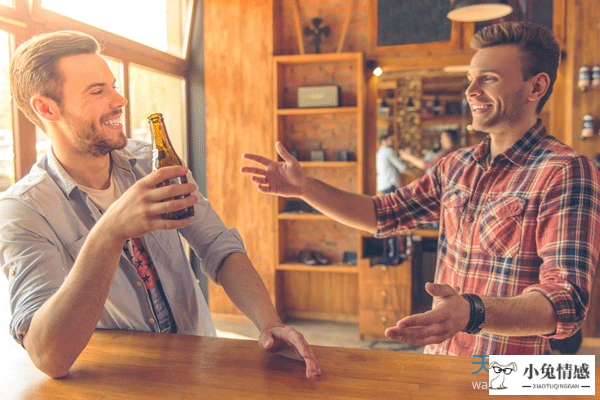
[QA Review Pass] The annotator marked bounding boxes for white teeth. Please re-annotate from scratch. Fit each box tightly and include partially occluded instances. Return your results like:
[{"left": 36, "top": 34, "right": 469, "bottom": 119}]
[
  {"left": 103, "top": 118, "right": 120, "bottom": 126},
  {"left": 472, "top": 105, "right": 490, "bottom": 111}
]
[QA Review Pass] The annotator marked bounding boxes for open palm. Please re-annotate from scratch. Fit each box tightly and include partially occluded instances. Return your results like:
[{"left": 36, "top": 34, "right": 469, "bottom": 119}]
[{"left": 241, "top": 142, "right": 306, "bottom": 197}]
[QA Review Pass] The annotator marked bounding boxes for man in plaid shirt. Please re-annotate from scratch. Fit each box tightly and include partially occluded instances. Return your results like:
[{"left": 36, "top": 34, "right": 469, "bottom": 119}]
[{"left": 242, "top": 22, "right": 600, "bottom": 355}]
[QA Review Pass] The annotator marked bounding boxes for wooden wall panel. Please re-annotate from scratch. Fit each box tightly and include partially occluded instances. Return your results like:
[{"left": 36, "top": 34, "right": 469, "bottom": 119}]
[{"left": 204, "top": 0, "right": 276, "bottom": 316}]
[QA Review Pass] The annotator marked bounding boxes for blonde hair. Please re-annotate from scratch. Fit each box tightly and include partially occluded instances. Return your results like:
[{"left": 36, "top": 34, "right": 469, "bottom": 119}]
[
  {"left": 471, "top": 22, "right": 560, "bottom": 114},
  {"left": 10, "top": 30, "right": 101, "bottom": 128}
]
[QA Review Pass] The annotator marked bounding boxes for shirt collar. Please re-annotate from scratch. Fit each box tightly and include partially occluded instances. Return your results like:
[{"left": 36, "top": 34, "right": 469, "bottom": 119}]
[
  {"left": 473, "top": 119, "right": 546, "bottom": 167},
  {"left": 45, "top": 142, "right": 138, "bottom": 200}
]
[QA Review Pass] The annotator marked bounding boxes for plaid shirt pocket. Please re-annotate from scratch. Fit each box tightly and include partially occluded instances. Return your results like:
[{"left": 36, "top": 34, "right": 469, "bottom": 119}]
[
  {"left": 480, "top": 197, "right": 527, "bottom": 258},
  {"left": 441, "top": 190, "right": 469, "bottom": 244}
]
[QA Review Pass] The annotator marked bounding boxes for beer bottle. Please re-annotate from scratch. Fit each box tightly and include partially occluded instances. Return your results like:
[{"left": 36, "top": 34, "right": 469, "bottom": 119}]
[{"left": 148, "top": 113, "right": 195, "bottom": 220}]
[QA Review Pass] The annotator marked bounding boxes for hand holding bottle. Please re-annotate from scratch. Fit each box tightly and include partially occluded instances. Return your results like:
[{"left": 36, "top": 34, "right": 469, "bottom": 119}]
[{"left": 98, "top": 166, "right": 197, "bottom": 243}]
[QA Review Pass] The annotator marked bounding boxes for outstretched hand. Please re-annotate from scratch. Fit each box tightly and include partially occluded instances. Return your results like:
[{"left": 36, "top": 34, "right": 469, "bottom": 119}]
[
  {"left": 241, "top": 142, "right": 306, "bottom": 197},
  {"left": 259, "top": 326, "right": 322, "bottom": 378},
  {"left": 384, "top": 282, "right": 471, "bottom": 347}
]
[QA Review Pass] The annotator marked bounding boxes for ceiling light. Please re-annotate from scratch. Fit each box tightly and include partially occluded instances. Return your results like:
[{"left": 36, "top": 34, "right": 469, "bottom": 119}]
[{"left": 447, "top": 0, "right": 513, "bottom": 22}]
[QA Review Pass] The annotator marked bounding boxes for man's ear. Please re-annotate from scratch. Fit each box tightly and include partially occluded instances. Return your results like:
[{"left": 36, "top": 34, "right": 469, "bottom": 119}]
[
  {"left": 528, "top": 72, "right": 550, "bottom": 103},
  {"left": 30, "top": 95, "right": 61, "bottom": 123}
]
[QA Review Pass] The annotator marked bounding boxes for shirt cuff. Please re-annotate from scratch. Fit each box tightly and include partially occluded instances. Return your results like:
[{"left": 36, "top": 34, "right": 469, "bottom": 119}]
[{"left": 523, "top": 283, "right": 579, "bottom": 339}]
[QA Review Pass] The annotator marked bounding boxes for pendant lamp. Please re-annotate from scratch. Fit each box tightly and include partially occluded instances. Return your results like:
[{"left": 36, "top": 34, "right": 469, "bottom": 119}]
[{"left": 447, "top": 0, "right": 513, "bottom": 22}]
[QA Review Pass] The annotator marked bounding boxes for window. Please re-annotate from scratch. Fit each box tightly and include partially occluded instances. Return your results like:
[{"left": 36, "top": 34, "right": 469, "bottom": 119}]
[
  {"left": 0, "top": 30, "right": 13, "bottom": 191},
  {"left": 40, "top": 0, "right": 192, "bottom": 58},
  {"left": 0, "top": 0, "right": 192, "bottom": 191},
  {"left": 129, "top": 64, "right": 187, "bottom": 161}
]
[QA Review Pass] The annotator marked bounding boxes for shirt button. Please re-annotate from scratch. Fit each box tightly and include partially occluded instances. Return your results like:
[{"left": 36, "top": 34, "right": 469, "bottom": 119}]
[
  {"left": 149, "top": 318, "right": 155, "bottom": 324},
  {"left": 136, "top": 281, "right": 142, "bottom": 287},
  {"left": 462, "top": 251, "right": 468, "bottom": 258},
  {"left": 9, "top": 269, "right": 15, "bottom": 277}
]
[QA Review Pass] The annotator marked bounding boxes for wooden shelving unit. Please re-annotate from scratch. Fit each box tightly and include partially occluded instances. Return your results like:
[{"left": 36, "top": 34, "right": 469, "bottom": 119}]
[{"left": 273, "top": 52, "right": 364, "bottom": 321}]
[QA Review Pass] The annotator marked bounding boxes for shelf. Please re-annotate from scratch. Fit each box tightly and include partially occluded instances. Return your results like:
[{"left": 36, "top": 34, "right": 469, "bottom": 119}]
[
  {"left": 277, "top": 106, "right": 358, "bottom": 116},
  {"left": 274, "top": 52, "right": 363, "bottom": 65},
  {"left": 578, "top": 135, "right": 600, "bottom": 140},
  {"left": 276, "top": 263, "right": 359, "bottom": 274},
  {"left": 420, "top": 115, "right": 464, "bottom": 125},
  {"left": 278, "top": 213, "right": 329, "bottom": 221},
  {"left": 298, "top": 161, "right": 358, "bottom": 168},
  {"left": 273, "top": 52, "right": 363, "bottom": 321}
]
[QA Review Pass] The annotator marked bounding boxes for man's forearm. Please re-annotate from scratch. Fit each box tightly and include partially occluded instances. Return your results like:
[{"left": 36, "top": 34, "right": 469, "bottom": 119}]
[
  {"left": 481, "top": 291, "right": 557, "bottom": 336},
  {"left": 23, "top": 224, "right": 124, "bottom": 378},
  {"left": 216, "top": 252, "right": 283, "bottom": 332},
  {"left": 301, "top": 177, "right": 377, "bottom": 234}
]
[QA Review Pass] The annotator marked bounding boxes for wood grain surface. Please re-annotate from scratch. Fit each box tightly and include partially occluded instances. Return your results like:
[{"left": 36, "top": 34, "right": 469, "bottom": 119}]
[{"left": 3, "top": 329, "right": 598, "bottom": 400}]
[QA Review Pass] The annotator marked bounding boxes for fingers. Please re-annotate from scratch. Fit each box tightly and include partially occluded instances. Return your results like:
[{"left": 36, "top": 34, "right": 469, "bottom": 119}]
[
  {"left": 385, "top": 324, "right": 451, "bottom": 347},
  {"left": 281, "top": 329, "right": 321, "bottom": 378},
  {"left": 241, "top": 152, "right": 273, "bottom": 167},
  {"left": 259, "top": 328, "right": 322, "bottom": 378},
  {"left": 383, "top": 309, "right": 456, "bottom": 347},
  {"left": 142, "top": 166, "right": 189, "bottom": 188},
  {"left": 240, "top": 166, "right": 267, "bottom": 177},
  {"left": 425, "top": 282, "right": 457, "bottom": 298},
  {"left": 275, "top": 141, "right": 295, "bottom": 163}
]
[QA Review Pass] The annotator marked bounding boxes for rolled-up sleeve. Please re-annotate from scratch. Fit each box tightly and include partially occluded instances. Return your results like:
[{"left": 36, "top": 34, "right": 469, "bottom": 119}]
[
  {"left": 0, "top": 198, "right": 66, "bottom": 345},
  {"left": 179, "top": 174, "right": 247, "bottom": 284},
  {"left": 525, "top": 155, "right": 600, "bottom": 338}
]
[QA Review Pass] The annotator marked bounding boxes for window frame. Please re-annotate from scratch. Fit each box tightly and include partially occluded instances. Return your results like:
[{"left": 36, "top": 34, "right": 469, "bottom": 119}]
[{"left": 0, "top": 0, "right": 196, "bottom": 182}]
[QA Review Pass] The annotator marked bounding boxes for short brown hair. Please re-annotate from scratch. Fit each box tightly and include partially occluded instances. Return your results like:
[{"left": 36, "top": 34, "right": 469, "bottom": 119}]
[
  {"left": 471, "top": 22, "right": 560, "bottom": 114},
  {"left": 10, "top": 31, "right": 101, "bottom": 129}
]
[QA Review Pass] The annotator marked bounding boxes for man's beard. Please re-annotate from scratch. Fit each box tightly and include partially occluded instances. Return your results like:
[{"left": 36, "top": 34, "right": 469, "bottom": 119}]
[
  {"left": 474, "top": 86, "right": 526, "bottom": 131},
  {"left": 64, "top": 110, "right": 128, "bottom": 157}
]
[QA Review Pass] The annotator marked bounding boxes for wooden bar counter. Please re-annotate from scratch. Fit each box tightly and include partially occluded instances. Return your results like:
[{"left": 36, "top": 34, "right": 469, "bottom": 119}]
[{"left": 3, "top": 330, "right": 598, "bottom": 399}]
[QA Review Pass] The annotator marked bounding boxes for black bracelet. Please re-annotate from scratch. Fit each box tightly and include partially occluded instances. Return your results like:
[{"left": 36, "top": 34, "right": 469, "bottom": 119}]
[{"left": 461, "top": 293, "right": 485, "bottom": 334}]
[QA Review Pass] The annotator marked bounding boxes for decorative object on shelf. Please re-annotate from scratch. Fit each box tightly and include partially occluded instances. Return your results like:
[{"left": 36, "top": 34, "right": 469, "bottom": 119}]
[
  {"left": 298, "top": 249, "right": 317, "bottom": 265},
  {"left": 578, "top": 65, "right": 591, "bottom": 91},
  {"left": 342, "top": 251, "right": 358, "bottom": 265},
  {"left": 310, "top": 150, "right": 325, "bottom": 162},
  {"left": 297, "top": 85, "right": 340, "bottom": 108},
  {"left": 405, "top": 97, "right": 416, "bottom": 111},
  {"left": 337, "top": 150, "right": 351, "bottom": 162},
  {"left": 303, "top": 17, "right": 330, "bottom": 54},
  {"left": 298, "top": 249, "right": 330, "bottom": 265},
  {"left": 432, "top": 95, "right": 442, "bottom": 115},
  {"left": 447, "top": 0, "right": 513, "bottom": 22},
  {"left": 581, "top": 114, "right": 594, "bottom": 138},
  {"left": 377, "top": 99, "right": 390, "bottom": 117},
  {"left": 283, "top": 200, "right": 319, "bottom": 214},
  {"left": 592, "top": 66, "right": 600, "bottom": 89}
]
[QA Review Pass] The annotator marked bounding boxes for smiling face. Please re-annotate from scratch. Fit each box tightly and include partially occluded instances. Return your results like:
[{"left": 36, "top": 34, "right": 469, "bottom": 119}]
[
  {"left": 466, "top": 44, "right": 532, "bottom": 135},
  {"left": 57, "top": 53, "right": 128, "bottom": 157}
]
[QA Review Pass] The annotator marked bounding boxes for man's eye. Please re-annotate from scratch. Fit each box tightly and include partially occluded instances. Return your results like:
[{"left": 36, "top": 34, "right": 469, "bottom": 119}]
[{"left": 91, "top": 90, "right": 103, "bottom": 95}]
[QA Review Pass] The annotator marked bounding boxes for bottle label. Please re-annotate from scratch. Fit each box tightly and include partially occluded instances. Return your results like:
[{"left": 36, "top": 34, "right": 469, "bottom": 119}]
[{"left": 152, "top": 149, "right": 160, "bottom": 170}]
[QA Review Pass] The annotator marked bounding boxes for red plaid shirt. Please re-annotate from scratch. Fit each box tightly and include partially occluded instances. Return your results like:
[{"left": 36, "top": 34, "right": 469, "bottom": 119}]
[{"left": 374, "top": 120, "right": 600, "bottom": 355}]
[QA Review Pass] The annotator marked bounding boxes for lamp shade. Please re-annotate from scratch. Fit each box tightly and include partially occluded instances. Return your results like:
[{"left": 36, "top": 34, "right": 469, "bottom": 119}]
[{"left": 447, "top": 0, "right": 513, "bottom": 22}]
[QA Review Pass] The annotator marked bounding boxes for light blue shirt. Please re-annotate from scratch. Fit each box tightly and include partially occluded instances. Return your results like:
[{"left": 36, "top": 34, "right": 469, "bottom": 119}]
[
  {"left": 376, "top": 145, "right": 406, "bottom": 192},
  {"left": 0, "top": 140, "right": 247, "bottom": 344}
]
